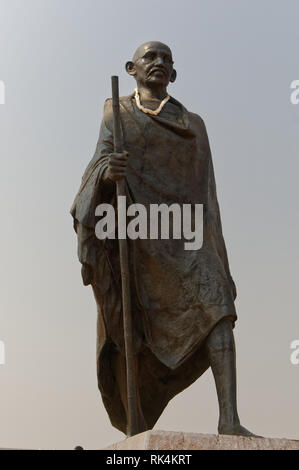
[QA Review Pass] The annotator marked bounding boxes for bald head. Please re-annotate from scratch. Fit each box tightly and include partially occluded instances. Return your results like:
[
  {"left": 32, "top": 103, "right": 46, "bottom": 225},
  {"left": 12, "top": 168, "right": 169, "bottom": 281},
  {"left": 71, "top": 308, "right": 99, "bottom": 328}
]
[
  {"left": 126, "top": 41, "right": 176, "bottom": 89},
  {"left": 132, "top": 41, "right": 173, "bottom": 62}
]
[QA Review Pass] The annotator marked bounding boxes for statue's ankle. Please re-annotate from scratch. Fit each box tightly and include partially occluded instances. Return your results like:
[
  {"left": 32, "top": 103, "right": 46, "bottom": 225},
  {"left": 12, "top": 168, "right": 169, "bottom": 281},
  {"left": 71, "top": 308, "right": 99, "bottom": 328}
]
[{"left": 218, "top": 415, "right": 240, "bottom": 434}]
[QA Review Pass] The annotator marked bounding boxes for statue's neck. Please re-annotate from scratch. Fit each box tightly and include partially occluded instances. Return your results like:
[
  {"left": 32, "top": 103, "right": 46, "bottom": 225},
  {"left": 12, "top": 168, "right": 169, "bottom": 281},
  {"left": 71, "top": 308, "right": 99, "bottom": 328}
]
[{"left": 136, "top": 85, "right": 168, "bottom": 103}]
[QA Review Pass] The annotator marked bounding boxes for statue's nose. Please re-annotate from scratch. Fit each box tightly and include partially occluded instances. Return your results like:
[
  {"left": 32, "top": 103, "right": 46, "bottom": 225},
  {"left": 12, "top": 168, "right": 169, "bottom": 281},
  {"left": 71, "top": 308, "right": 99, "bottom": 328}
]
[{"left": 154, "top": 56, "right": 164, "bottom": 65}]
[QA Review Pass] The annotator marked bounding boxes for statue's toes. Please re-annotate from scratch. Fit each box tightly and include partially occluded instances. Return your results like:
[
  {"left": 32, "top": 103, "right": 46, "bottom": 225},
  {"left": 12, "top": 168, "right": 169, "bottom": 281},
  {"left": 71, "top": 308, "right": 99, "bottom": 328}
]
[{"left": 219, "top": 424, "right": 263, "bottom": 438}]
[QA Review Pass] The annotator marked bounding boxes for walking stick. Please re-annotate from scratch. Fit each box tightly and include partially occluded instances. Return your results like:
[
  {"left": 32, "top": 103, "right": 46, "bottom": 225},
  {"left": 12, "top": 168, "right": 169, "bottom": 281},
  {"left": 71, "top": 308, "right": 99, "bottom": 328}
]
[{"left": 111, "top": 76, "right": 139, "bottom": 436}]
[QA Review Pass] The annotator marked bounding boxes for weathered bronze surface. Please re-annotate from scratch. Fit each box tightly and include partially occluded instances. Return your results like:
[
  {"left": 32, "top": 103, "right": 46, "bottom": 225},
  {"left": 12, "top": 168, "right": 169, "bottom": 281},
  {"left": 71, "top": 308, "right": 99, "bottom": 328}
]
[{"left": 71, "top": 41, "right": 256, "bottom": 437}]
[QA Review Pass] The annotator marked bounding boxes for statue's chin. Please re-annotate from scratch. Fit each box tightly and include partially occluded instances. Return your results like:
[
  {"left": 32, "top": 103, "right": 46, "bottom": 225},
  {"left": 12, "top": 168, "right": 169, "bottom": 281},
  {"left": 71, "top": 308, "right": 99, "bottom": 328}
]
[{"left": 146, "top": 76, "right": 169, "bottom": 87}]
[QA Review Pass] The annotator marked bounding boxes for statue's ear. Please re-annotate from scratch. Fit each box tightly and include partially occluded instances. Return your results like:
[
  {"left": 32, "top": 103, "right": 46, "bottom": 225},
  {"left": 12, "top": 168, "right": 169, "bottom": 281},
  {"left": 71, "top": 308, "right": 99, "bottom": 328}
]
[
  {"left": 170, "top": 69, "right": 177, "bottom": 83},
  {"left": 126, "top": 61, "right": 136, "bottom": 76}
]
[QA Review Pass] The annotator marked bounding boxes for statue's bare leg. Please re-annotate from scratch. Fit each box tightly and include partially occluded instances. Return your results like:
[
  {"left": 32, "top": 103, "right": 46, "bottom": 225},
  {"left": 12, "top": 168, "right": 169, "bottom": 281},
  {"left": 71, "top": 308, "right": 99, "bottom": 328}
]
[
  {"left": 113, "top": 350, "right": 148, "bottom": 435},
  {"left": 205, "top": 318, "right": 260, "bottom": 437}
]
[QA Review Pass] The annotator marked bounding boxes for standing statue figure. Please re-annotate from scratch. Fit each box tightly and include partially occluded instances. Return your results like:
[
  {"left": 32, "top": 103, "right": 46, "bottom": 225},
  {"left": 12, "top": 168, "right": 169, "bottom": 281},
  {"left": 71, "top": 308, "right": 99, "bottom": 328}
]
[{"left": 71, "top": 41, "right": 257, "bottom": 437}]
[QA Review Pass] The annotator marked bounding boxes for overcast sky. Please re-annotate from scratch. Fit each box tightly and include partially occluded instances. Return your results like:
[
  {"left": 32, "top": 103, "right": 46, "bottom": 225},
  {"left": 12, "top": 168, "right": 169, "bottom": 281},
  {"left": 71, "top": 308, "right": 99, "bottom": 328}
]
[{"left": 0, "top": 0, "right": 298, "bottom": 449}]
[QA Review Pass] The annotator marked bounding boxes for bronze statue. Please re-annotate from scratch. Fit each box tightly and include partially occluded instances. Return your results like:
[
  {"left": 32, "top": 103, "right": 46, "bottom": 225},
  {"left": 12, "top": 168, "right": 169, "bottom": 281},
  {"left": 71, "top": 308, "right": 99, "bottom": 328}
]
[{"left": 71, "top": 41, "right": 257, "bottom": 437}]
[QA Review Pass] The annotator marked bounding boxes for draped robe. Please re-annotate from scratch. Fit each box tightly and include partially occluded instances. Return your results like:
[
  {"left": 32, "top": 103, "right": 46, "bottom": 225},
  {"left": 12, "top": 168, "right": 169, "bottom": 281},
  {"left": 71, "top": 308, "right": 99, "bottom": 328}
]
[{"left": 70, "top": 93, "right": 237, "bottom": 433}]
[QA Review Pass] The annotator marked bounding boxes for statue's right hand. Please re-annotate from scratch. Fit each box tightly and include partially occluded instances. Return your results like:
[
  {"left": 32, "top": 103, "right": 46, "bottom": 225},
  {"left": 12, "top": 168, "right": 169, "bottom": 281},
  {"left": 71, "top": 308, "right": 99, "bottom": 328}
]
[{"left": 106, "top": 151, "right": 129, "bottom": 182}]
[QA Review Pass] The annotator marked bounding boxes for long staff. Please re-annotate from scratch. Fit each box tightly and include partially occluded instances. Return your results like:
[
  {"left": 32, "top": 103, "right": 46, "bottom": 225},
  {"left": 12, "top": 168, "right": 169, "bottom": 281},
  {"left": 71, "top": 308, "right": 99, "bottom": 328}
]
[{"left": 111, "top": 76, "right": 138, "bottom": 436}]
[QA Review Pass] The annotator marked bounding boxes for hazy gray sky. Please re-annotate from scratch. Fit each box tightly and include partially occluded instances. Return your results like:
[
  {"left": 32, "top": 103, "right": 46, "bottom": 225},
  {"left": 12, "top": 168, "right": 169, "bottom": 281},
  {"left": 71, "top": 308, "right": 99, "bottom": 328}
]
[{"left": 0, "top": 0, "right": 298, "bottom": 449}]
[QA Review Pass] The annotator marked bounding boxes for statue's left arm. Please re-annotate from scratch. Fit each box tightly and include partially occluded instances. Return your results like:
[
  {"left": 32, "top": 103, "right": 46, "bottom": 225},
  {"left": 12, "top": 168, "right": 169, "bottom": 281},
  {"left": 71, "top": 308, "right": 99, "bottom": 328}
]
[
  {"left": 193, "top": 113, "right": 237, "bottom": 300},
  {"left": 207, "top": 152, "right": 237, "bottom": 300}
]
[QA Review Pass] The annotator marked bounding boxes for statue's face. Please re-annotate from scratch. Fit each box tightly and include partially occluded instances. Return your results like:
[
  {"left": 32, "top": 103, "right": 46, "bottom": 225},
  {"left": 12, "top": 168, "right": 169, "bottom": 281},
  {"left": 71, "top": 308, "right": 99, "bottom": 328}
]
[{"left": 127, "top": 42, "right": 175, "bottom": 88}]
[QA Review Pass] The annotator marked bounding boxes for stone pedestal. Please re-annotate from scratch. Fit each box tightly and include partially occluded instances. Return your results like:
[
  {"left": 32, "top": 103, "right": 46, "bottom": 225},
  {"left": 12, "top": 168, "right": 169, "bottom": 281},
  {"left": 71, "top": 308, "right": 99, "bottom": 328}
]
[{"left": 105, "top": 430, "right": 299, "bottom": 450}]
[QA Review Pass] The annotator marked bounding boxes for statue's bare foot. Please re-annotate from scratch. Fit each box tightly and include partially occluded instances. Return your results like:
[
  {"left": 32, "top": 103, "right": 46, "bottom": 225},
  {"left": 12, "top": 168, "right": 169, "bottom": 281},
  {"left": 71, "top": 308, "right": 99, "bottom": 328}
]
[{"left": 218, "top": 423, "right": 262, "bottom": 438}]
